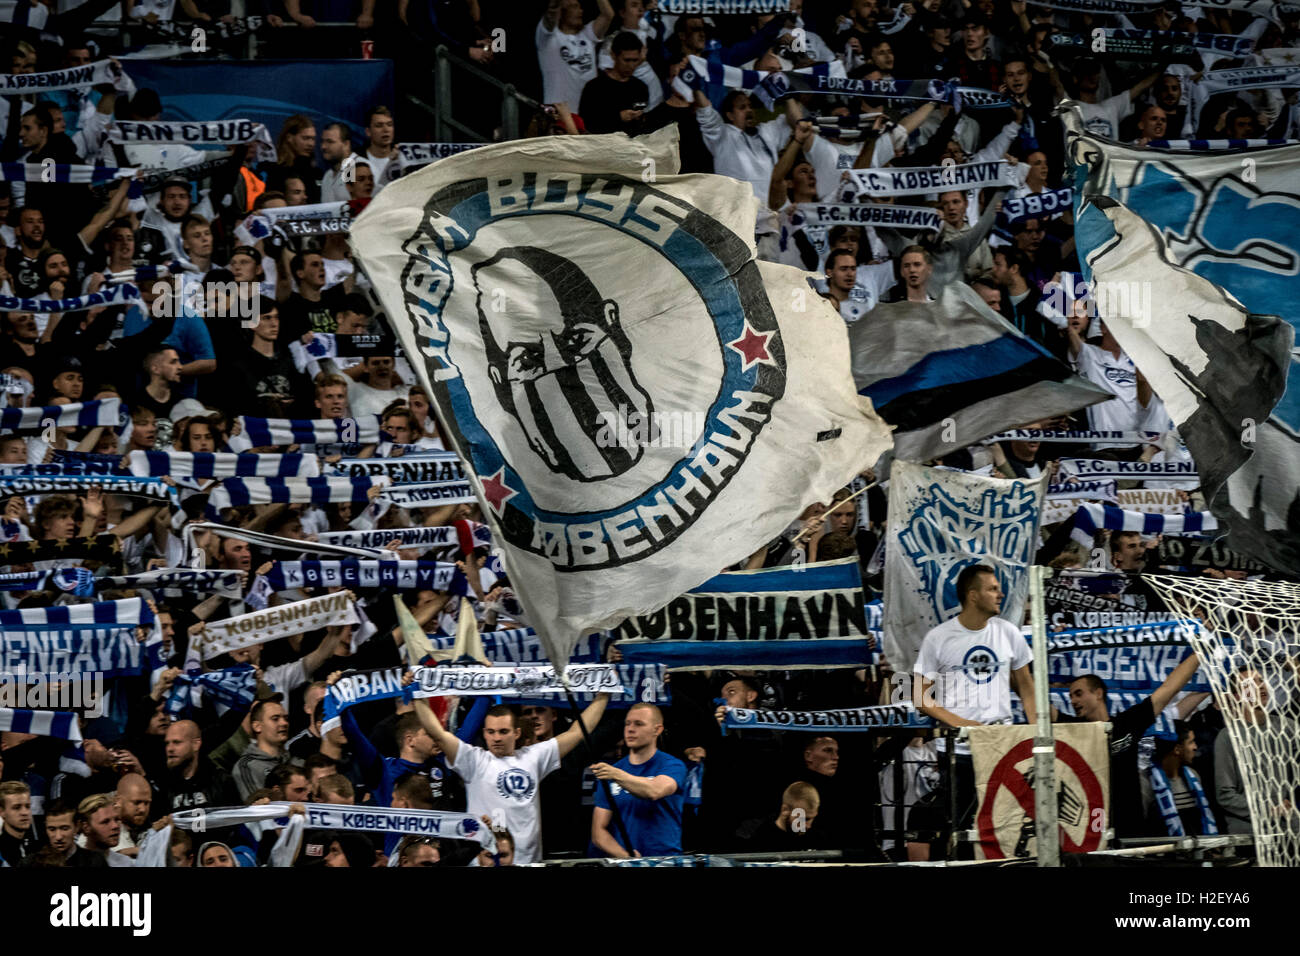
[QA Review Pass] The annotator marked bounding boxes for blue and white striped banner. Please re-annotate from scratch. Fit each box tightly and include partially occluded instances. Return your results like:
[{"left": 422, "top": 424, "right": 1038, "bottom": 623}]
[
  {"left": 207, "top": 476, "right": 389, "bottom": 513},
  {"left": 724, "top": 703, "right": 932, "bottom": 733},
  {"left": 227, "top": 415, "right": 384, "bottom": 450},
  {"left": 0, "top": 283, "right": 139, "bottom": 314},
  {"left": 0, "top": 163, "right": 136, "bottom": 184},
  {"left": 0, "top": 707, "right": 83, "bottom": 743},
  {"left": 425, "top": 627, "right": 604, "bottom": 663},
  {"left": 164, "top": 664, "right": 258, "bottom": 719},
  {"left": 613, "top": 556, "right": 874, "bottom": 670},
  {"left": 1069, "top": 502, "right": 1218, "bottom": 546},
  {"left": 0, "top": 399, "right": 125, "bottom": 434},
  {"left": 672, "top": 54, "right": 844, "bottom": 103},
  {"left": 0, "top": 597, "right": 153, "bottom": 629},
  {"left": 263, "top": 559, "right": 456, "bottom": 592},
  {"left": 128, "top": 450, "right": 321, "bottom": 479}
]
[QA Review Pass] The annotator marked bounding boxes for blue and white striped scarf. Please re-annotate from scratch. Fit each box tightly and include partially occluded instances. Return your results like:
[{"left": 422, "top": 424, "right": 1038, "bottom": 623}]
[
  {"left": 1147, "top": 764, "right": 1219, "bottom": 837},
  {"left": 163, "top": 664, "right": 258, "bottom": 719},
  {"left": 128, "top": 450, "right": 321, "bottom": 479},
  {"left": 228, "top": 415, "right": 384, "bottom": 450},
  {"left": 1, "top": 625, "right": 148, "bottom": 678},
  {"left": 263, "top": 559, "right": 456, "bottom": 592},
  {"left": 0, "top": 596, "right": 154, "bottom": 628},
  {"left": 0, "top": 399, "right": 125, "bottom": 434},
  {"left": 1069, "top": 503, "right": 1218, "bottom": 546},
  {"left": 0, "top": 706, "right": 82, "bottom": 743},
  {"left": 0, "top": 163, "right": 136, "bottom": 184},
  {"left": 0, "top": 283, "right": 140, "bottom": 314},
  {"left": 206, "top": 476, "right": 389, "bottom": 513}
]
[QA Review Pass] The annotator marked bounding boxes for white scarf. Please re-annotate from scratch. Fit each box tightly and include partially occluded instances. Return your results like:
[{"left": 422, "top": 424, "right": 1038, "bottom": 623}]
[{"left": 199, "top": 591, "right": 359, "bottom": 660}]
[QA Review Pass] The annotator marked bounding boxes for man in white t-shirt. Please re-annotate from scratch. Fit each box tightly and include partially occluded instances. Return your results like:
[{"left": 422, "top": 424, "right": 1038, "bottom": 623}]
[
  {"left": 536, "top": 0, "right": 615, "bottom": 108},
  {"left": 912, "top": 564, "right": 1036, "bottom": 847},
  {"left": 411, "top": 693, "right": 610, "bottom": 864},
  {"left": 1069, "top": 57, "right": 1160, "bottom": 141}
]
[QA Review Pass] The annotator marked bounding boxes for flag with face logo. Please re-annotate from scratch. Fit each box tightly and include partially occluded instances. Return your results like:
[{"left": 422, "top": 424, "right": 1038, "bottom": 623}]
[{"left": 349, "top": 127, "right": 894, "bottom": 670}]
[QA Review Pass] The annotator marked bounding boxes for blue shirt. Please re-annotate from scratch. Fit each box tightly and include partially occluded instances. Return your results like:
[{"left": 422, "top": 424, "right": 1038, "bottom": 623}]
[{"left": 593, "top": 750, "right": 687, "bottom": 857}]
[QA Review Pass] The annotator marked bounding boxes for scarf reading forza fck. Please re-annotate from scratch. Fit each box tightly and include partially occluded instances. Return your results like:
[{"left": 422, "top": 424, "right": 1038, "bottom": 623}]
[{"left": 198, "top": 591, "right": 359, "bottom": 660}]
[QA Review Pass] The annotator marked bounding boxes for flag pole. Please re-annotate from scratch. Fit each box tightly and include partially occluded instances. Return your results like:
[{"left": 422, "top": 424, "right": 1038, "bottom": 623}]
[
  {"left": 560, "top": 670, "right": 634, "bottom": 855},
  {"left": 790, "top": 481, "right": 878, "bottom": 546}
]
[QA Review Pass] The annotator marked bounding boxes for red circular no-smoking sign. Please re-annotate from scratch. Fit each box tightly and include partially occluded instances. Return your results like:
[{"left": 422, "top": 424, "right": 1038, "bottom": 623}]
[{"left": 976, "top": 738, "right": 1106, "bottom": 858}]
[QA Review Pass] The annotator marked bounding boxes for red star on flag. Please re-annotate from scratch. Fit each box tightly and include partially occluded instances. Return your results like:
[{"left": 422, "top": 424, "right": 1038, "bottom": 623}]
[
  {"left": 480, "top": 468, "right": 517, "bottom": 514},
  {"left": 727, "top": 322, "right": 774, "bottom": 371}
]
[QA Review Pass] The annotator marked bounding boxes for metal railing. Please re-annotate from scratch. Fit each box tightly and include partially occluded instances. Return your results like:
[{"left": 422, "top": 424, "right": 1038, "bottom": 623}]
[{"left": 429, "top": 44, "right": 540, "bottom": 144}]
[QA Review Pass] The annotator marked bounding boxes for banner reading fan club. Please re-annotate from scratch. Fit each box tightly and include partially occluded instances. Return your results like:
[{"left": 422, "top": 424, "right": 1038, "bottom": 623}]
[
  {"left": 353, "top": 128, "right": 891, "bottom": 664},
  {"left": 396, "top": 168, "right": 786, "bottom": 570}
]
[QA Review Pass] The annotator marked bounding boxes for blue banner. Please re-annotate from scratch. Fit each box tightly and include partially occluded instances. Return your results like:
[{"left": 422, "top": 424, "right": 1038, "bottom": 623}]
[{"left": 117, "top": 60, "right": 395, "bottom": 148}]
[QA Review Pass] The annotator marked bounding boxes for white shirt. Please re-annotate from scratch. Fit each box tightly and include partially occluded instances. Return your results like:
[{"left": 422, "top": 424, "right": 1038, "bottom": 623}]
[
  {"left": 347, "top": 379, "right": 405, "bottom": 419},
  {"left": 1076, "top": 92, "right": 1133, "bottom": 141},
  {"left": 1075, "top": 343, "right": 1139, "bottom": 439},
  {"left": 696, "top": 109, "right": 789, "bottom": 202},
  {"left": 536, "top": 19, "right": 600, "bottom": 108},
  {"left": 450, "top": 738, "right": 560, "bottom": 864},
  {"left": 366, "top": 150, "right": 393, "bottom": 193},
  {"left": 913, "top": 615, "right": 1031, "bottom": 752}
]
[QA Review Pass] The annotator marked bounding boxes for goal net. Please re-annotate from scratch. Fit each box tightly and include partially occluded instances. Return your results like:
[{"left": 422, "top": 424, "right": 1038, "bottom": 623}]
[{"left": 1143, "top": 574, "right": 1300, "bottom": 866}]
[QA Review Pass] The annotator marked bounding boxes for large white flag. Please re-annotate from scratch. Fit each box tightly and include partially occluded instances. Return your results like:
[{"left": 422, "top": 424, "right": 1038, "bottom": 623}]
[
  {"left": 349, "top": 127, "right": 892, "bottom": 669},
  {"left": 884, "top": 461, "right": 1048, "bottom": 672}
]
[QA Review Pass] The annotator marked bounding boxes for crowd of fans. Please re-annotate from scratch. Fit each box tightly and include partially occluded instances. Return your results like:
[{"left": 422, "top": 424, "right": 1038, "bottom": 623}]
[{"left": 0, "top": 0, "right": 1296, "bottom": 867}]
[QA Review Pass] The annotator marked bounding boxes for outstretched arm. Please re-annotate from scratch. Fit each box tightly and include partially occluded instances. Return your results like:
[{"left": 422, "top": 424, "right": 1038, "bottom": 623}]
[
  {"left": 554, "top": 693, "right": 610, "bottom": 759},
  {"left": 410, "top": 683, "right": 462, "bottom": 763},
  {"left": 1150, "top": 653, "right": 1200, "bottom": 715}
]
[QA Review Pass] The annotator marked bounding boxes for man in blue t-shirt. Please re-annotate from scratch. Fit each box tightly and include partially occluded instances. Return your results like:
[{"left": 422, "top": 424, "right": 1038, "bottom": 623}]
[{"left": 591, "top": 703, "right": 687, "bottom": 858}]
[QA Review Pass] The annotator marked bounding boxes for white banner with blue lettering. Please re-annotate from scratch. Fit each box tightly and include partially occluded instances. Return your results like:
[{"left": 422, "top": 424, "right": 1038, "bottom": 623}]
[
  {"left": 611, "top": 556, "right": 874, "bottom": 670},
  {"left": 884, "top": 461, "right": 1048, "bottom": 673}
]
